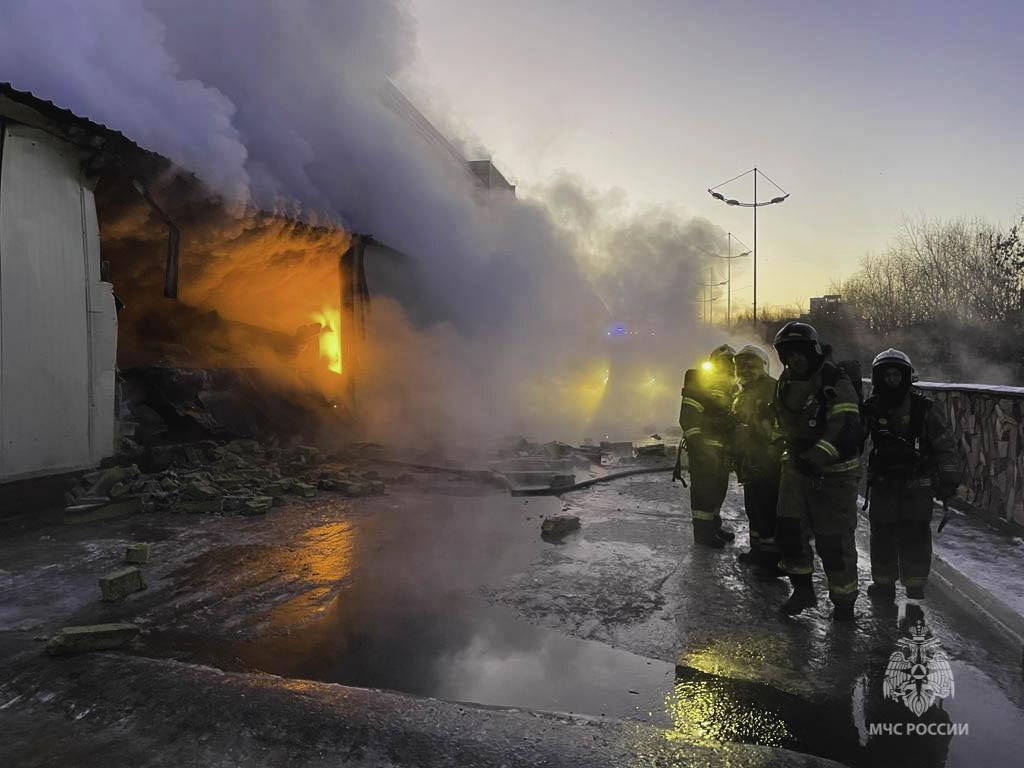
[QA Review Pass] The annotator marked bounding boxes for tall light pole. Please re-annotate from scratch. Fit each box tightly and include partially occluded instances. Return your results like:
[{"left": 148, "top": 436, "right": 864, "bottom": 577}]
[
  {"left": 715, "top": 233, "right": 751, "bottom": 331},
  {"left": 697, "top": 235, "right": 750, "bottom": 330},
  {"left": 707, "top": 168, "right": 789, "bottom": 326},
  {"left": 701, "top": 272, "right": 728, "bottom": 326}
]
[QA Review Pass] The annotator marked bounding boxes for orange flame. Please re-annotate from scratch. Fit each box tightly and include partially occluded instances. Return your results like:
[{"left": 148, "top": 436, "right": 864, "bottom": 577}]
[{"left": 313, "top": 306, "right": 343, "bottom": 374}]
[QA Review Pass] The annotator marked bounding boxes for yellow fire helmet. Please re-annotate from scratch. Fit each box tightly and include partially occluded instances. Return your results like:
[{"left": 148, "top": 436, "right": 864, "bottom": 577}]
[{"left": 708, "top": 344, "right": 737, "bottom": 364}]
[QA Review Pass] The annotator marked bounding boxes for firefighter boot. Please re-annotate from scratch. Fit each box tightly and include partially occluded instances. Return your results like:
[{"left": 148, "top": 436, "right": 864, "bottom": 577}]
[
  {"left": 754, "top": 561, "right": 787, "bottom": 580},
  {"left": 737, "top": 543, "right": 759, "bottom": 565},
  {"left": 754, "top": 542, "right": 785, "bottom": 579},
  {"left": 693, "top": 522, "right": 726, "bottom": 549},
  {"left": 905, "top": 585, "right": 925, "bottom": 600},
  {"left": 780, "top": 574, "right": 818, "bottom": 616},
  {"left": 715, "top": 525, "right": 736, "bottom": 542},
  {"left": 832, "top": 601, "right": 856, "bottom": 622},
  {"left": 867, "top": 582, "right": 897, "bottom": 602}
]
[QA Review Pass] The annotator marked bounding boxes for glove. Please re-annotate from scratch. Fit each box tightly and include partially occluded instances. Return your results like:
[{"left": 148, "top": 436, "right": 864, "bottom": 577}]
[
  {"left": 792, "top": 453, "right": 821, "bottom": 477},
  {"left": 671, "top": 464, "right": 688, "bottom": 486},
  {"left": 672, "top": 444, "right": 687, "bottom": 486}
]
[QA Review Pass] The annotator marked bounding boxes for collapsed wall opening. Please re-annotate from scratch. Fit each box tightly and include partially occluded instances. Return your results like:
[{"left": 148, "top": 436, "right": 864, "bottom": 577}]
[{"left": 93, "top": 164, "right": 369, "bottom": 445}]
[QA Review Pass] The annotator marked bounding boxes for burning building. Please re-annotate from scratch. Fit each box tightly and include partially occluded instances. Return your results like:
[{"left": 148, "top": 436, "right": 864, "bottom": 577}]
[{"left": 0, "top": 80, "right": 515, "bottom": 482}]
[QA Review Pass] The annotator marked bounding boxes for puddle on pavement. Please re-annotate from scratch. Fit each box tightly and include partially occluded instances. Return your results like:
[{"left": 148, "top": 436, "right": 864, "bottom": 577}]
[
  {"left": 138, "top": 491, "right": 1024, "bottom": 765},
  {"left": 667, "top": 610, "right": 1024, "bottom": 767},
  {"left": 141, "top": 492, "right": 676, "bottom": 722},
  {"left": 242, "top": 598, "right": 675, "bottom": 722}
]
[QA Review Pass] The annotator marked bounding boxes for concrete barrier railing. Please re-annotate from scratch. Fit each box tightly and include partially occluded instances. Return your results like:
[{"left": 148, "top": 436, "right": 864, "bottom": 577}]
[{"left": 908, "top": 381, "right": 1024, "bottom": 528}]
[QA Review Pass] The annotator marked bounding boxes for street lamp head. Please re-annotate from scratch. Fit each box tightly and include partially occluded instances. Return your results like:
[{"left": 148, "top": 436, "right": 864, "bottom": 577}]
[
  {"left": 738, "top": 250, "right": 752, "bottom": 258},
  {"left": 769, "top": 195, "right": 789, "bottom": 204},
  {"left": 709, "top": 190, "right": 726, "bottom": 201},
  {"left": 725, "top": 198, "right": 741, "bottom": 206}
]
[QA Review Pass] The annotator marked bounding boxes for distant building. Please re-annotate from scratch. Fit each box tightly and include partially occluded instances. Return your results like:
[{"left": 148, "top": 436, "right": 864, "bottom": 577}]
[
  {"left": 468, "top": 159, "right": 515, "bottom": 196},
  {"left": 807, "top": 294, "right": 844, "bottom": 321},
  {"left": 380, "top": 82, "right": 515, "bottom": 197}
]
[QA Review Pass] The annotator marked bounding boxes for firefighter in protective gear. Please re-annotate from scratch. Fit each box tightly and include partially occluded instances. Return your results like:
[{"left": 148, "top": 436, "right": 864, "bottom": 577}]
[
  {"left": 773, "top": 322, "right": 863, "bottom": 621},
  {"left": 864, "top": 349, "right": 959, "bottom": 601},
  {"left": 679, "top": 344, "right": 737, "bottom": 548},
  {"left": 731, "top": 344, "right": 784, "bottom": 576}
]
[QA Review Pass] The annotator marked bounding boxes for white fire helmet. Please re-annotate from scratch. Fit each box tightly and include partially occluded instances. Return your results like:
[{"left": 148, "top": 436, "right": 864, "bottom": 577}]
[
  {"left": 735, "top": 344, "right": 769, "bottom": 374},
  {"left": 872, "top": 348, "right": 913, "bottom": 372}
]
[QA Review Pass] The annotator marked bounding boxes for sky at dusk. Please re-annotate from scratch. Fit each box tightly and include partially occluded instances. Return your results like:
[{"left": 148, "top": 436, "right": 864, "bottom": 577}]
[{"left": 405, "top": 0, "right": 1024, "bottom": 310}]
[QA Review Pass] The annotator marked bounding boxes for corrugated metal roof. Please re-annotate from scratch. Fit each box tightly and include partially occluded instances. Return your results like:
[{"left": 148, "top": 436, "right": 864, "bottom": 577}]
[{"left": 0, "top": 82, "right": 161, "bottom": 164}]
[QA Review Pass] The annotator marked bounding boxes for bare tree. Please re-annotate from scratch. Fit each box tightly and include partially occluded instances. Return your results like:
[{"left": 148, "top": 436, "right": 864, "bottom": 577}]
[{"left": 840, "top": 216, "right": 1024, "bottom": 333}]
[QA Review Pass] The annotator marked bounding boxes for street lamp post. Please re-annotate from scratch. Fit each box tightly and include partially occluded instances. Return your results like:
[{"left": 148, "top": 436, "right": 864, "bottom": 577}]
[
  {"left": 701, "top": 272, "right": 728, "bottom": 326},
  {"left": 697, "top": 235, "right": 750, "bottom": 330},
  {"left": 707, "top": 168, "right": 789, "bottom": 326},
  {"left": 715, "top": 232, "right": 751, "bottom": 330}
]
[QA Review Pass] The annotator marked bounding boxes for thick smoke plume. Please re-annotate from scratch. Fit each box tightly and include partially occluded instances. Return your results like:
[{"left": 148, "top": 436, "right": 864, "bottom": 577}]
[{"left": 1, "top": 0, "right": 730, "bottom": 447}]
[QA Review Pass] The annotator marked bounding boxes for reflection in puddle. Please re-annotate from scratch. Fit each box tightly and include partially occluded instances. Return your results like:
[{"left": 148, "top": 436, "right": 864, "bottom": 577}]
[
  {"left": 143, "top": 493, "right": 1023, "bottom": 767},
  {"left": 665, "top": 670, "right": 792, "bottom": 748},
  {"left": 235, "top": 598, "right": 676, "bottom": 722},
  {"left": 268, "top": 521, "right": 357, "bottom": 626}
]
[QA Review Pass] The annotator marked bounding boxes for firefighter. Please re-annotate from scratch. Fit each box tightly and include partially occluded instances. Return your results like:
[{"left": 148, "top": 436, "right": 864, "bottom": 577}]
[
  {"left": 773, "top": 322, "right": 863, "bottom": 621},
  {"left": 864, "top": 349, "right": 959, "bottom": 601},
  {"left": 731, "top": 344, "right": 784, "bottom": 576},
  {"left": 679, "top": 344, "right": 737, "bottom": 548}
]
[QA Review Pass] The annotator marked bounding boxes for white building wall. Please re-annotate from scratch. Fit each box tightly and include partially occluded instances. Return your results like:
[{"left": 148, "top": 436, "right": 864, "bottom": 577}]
[{"left": 0, "top": 123, "right": 117, "bottom": 481}]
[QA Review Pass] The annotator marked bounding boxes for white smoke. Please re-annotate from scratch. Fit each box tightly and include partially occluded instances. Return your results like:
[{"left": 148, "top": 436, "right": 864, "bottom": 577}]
[{"left": 0, "top": 0, "right": 728, "bottom": 445}]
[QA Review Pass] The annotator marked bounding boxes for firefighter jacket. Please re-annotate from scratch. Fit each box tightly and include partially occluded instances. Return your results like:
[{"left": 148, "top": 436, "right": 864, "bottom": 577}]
[
  {"left": 775, "top": 360, "right": 862, "bottom": 473},
  {"left": 731, "top": 374, "right": 781, "bottom": 481},
  {"left": 865, "top": 391, "right": 959, "bottom": 497},
  {"left": 679, "top": 368, "right": 737, "bottom": 452}
]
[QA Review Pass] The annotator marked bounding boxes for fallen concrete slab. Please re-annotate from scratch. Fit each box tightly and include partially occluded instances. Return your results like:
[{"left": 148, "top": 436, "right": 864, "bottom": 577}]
[
  {"left": 541, "top": 514, "right": 581, "bottom": 537},
  {"left": 124, "top": 543, "right": 151, "bottom": 564},
  {"left": 98, "top": 566, "right": 147, "bottom": 601},
  {"left": 63, "top": 497, "right": 141, "bottom": 524},
  {"left": 44, "top": 623, "right": 140, "bottom": 655}
]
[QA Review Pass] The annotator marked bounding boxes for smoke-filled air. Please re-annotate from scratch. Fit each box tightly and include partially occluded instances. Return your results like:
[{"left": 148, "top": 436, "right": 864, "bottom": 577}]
[{"left": 0, "top": 0, "right": 733, "bottom": 448}]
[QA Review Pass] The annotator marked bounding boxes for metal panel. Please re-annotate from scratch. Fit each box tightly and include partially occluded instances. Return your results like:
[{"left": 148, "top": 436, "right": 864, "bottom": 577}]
[
  {"left": 83, "top": 184, "right": 117, "bottom": 463},
  {"left": 0, "top": 125, "right": 93, "bottom": 480}
]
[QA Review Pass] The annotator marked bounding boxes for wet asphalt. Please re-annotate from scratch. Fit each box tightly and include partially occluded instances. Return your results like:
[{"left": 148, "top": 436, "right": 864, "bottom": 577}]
[{"left": 1, "top": 467, "right": 1022, "bottom": 766}]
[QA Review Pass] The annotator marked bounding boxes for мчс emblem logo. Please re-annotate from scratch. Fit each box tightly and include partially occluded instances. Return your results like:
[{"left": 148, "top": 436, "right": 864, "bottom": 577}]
[{"left": 883, "top": 619, "right": 955, "bottom": 716}]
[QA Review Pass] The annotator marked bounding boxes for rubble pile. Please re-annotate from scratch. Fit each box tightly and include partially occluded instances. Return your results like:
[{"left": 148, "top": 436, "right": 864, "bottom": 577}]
[
  {"left": 496, "top": 438, "right": 596, "bottom": 469},
  {"left": 493, "top": 436, "right": 676, "bottom": 484},
  {"left": 64, "top": 440, "right": 387, "bottom": 518},
  {"left": 541, "top": 513, "right": 581, "bottom": 538}
]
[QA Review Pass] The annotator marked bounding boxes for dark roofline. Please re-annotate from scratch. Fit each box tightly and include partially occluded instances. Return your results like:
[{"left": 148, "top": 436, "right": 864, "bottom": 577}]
[
  {"left": 0, "top": 82, "right": 179, "bottom": 191},
  {"left": 1, "top": 83, "right": 150, "bottom": 157}
]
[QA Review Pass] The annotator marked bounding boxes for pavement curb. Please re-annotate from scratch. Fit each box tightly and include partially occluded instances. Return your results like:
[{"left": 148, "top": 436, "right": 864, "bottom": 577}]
[
  {"left": 858, "top": 501, "right": 1024, "bottom": 666},
  {"left": 929, "top": 552, "right": 1024, "bottom": 663}
]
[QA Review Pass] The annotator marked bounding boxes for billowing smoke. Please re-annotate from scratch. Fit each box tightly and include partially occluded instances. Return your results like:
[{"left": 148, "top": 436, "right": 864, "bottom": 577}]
[{"left": 0, "top": 0, "right": 728, "bottom": 447}]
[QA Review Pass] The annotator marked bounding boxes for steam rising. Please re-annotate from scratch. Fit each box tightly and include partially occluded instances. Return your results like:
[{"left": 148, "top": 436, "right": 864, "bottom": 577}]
[{"left": 1, "top": 1, "right": 730, "bottom": 446}]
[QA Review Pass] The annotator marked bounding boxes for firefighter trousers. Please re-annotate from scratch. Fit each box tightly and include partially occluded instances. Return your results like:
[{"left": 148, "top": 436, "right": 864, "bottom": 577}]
[
  {"left": 867, "top": 484, "right": 934, "bottom": 590},
  {"left": 689, "top": 445, "right": 730, "bottom": 537},
  {"left": 741, "top": 471, "right": 780, "bottom": 566},
  {"left": 776, "top": 463, "right": 860, "bottom": 604}
]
